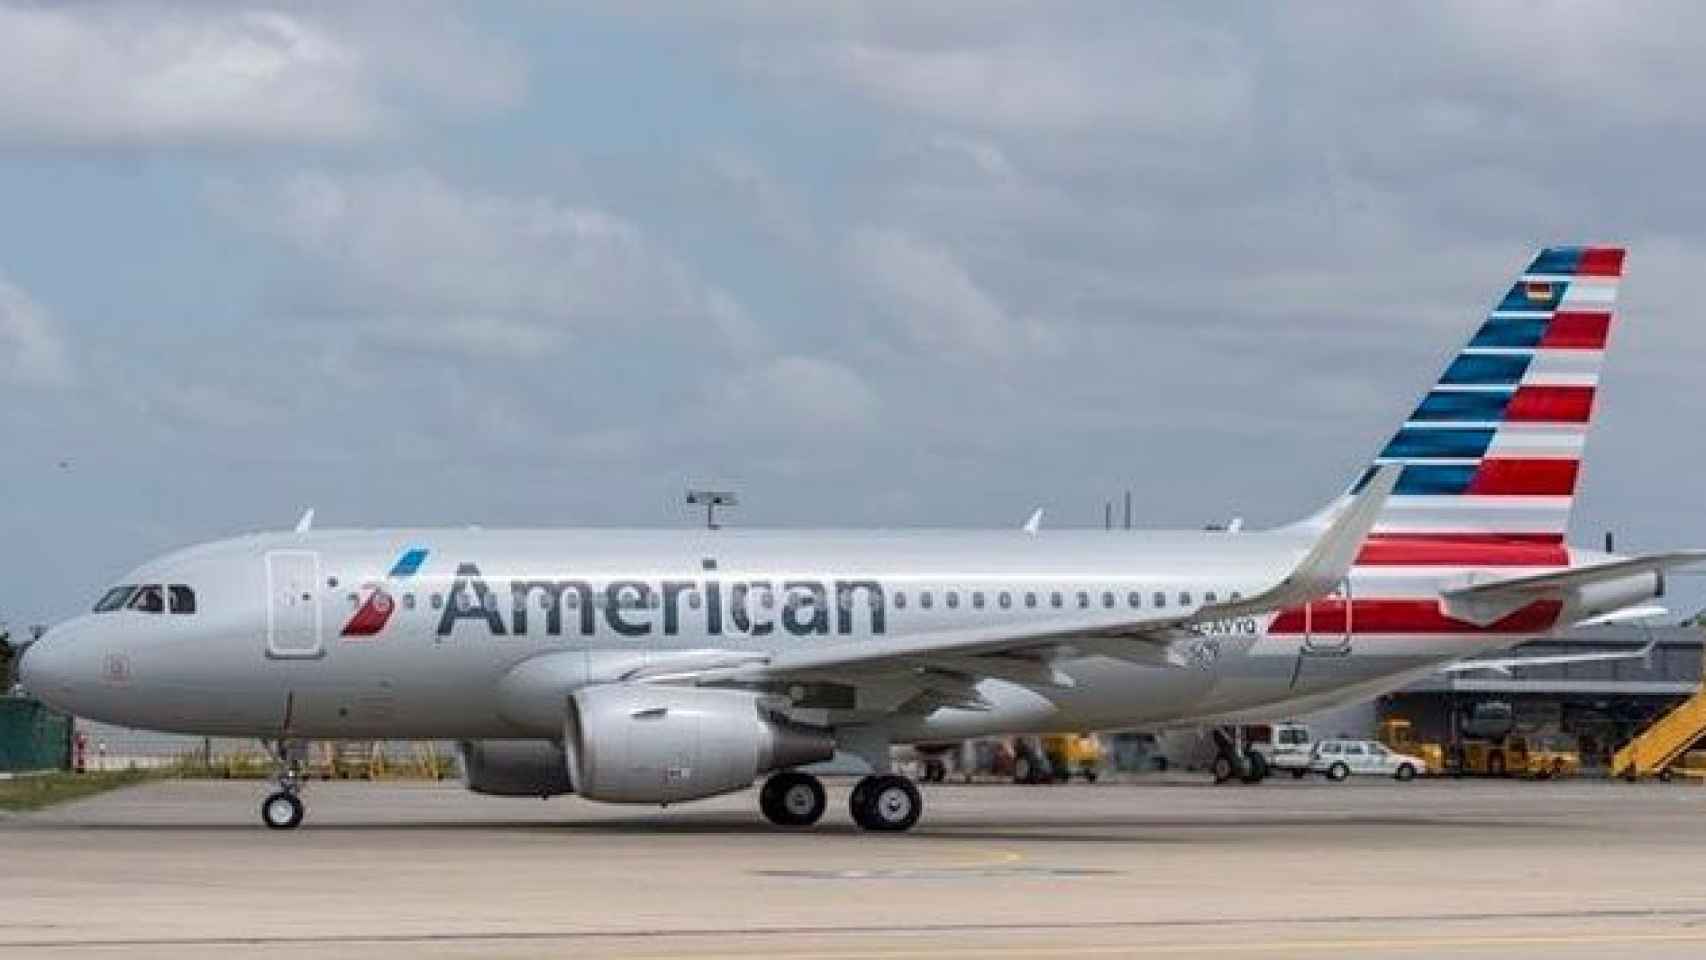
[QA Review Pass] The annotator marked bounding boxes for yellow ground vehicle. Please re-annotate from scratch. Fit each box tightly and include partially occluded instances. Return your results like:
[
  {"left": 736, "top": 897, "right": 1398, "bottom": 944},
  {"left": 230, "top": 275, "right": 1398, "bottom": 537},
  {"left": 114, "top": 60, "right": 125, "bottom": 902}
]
[
  {"left": 1455, "top": 734, "right": 1581, "bottom": 779},
  {"left": 1377, "top": 718, "right": 1445, "bottom": 774},
  {"left": 1014, "top": 734, "right": 1104, "bottom": 783}
]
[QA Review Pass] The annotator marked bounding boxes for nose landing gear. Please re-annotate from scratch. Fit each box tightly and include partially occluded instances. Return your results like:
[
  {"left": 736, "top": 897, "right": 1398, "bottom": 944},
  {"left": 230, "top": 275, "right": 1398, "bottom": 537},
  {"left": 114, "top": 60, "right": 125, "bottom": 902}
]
[
  {"left": 261, "top": 789, "right": 304, "bottom": 830},
  {"left": 260, "top": 739, "right": 307, "bottom": 830}
]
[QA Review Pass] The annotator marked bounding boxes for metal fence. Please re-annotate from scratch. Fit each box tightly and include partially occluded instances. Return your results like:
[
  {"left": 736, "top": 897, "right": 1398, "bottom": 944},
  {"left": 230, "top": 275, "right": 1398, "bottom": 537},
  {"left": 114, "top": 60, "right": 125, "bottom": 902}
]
[{"left": 0, "top": 697, "right": 72, "bottom": 773}]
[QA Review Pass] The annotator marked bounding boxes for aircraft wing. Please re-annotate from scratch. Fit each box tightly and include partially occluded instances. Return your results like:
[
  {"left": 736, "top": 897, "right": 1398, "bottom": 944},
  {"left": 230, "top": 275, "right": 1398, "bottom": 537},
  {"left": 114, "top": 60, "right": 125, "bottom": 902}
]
[{"left": 640, "top": 467, "right": 1400, "bottom": 698}]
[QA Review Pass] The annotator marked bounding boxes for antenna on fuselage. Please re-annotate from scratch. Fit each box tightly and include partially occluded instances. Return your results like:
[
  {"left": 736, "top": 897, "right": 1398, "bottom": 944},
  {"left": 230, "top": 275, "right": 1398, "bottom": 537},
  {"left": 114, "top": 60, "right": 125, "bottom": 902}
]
[{"left": 294, "top": 508, "right": 315, "bottom": 534}]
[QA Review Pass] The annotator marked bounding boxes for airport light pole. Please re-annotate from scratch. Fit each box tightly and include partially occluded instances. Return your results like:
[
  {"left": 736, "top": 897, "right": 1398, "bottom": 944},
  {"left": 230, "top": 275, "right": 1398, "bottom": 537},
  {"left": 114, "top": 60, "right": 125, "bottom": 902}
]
[{"left": 687, "top": 489, "right": 739, "bottom": 530}]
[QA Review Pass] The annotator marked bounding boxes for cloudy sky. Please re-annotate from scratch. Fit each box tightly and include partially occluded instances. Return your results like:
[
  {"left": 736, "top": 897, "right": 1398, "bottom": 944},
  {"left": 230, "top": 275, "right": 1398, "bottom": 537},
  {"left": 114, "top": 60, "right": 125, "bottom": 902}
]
[{"left": 4, "top": 1, "right": 1706, "bottom": 625}]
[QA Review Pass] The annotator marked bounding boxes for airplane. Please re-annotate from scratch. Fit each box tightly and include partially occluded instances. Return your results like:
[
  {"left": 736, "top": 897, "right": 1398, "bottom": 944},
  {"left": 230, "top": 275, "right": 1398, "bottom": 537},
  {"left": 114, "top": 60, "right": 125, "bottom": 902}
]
[{"left": 19, "top": 244, "right": 1703, "bottom": 832}]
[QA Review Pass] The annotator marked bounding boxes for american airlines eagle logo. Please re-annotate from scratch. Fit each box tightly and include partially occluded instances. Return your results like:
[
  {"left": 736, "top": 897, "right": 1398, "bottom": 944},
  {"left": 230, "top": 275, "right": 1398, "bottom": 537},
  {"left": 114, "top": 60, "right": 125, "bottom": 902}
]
[{"left": 341, "top": 547, "right": 429, "bottom": 639}]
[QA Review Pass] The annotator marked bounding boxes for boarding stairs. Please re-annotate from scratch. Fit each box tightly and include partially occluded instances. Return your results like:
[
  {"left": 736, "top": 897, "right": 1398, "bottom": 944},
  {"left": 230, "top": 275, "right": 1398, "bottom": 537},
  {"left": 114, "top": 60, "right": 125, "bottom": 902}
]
[{"left": 1611, "top": 682, "right": 1706, "bottom": 780}]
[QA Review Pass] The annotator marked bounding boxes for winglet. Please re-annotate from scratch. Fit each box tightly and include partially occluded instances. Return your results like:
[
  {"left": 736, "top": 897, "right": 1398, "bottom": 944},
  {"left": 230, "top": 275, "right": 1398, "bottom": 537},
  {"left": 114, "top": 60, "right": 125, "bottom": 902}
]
[
  {"left": 294, "top": 508, "right": 315, "bottom": 534},
  {"left": 1208, "top": 465, "right": 1399, "bottom": 618},
  {"left": 1022, "top": 509, "right": 1043, "bottom": 536}
]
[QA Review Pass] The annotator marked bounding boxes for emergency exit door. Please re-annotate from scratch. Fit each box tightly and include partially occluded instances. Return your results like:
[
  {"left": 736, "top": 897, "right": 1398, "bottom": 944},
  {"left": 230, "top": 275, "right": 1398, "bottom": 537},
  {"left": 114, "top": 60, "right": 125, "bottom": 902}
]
[{"left": 266, "top": 550, "right": 324, "bottom": 659}]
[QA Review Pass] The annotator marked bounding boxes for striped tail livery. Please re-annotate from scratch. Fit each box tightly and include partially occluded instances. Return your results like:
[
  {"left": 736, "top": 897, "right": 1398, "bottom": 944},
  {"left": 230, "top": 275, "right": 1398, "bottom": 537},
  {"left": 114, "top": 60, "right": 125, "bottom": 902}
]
[{"left": 1354, "top": 244, "right": 1624, "bottom": 565}]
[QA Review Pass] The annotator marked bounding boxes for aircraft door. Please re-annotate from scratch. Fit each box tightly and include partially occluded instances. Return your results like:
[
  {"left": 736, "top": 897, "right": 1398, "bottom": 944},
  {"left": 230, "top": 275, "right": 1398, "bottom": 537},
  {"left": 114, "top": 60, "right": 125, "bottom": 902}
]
[
  {"left": 266, "top": 550, "right": 324, "bottom": 659},
  {"left": 1301, "top": 578, "right": 1354, "bottom": 657}
]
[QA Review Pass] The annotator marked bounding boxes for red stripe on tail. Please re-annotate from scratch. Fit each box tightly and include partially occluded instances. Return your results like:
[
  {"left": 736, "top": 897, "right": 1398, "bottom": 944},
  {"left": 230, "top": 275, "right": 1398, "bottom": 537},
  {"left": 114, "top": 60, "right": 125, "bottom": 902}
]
[
  {"left": 1539, "top": 312, "right": 1611, "bottom": 350},
  {"left": 1504, "top": 386, "right": 1595, "bottom": 423},
  {"left": 1356, "top": 535, "right": 1568, "bottom": 567},
  {"left": 1576, "top": 247, "right": 1626, "bottom": 277},
  {"left": 1466, "top": 458, "right": 1580, "bottom": 496}
]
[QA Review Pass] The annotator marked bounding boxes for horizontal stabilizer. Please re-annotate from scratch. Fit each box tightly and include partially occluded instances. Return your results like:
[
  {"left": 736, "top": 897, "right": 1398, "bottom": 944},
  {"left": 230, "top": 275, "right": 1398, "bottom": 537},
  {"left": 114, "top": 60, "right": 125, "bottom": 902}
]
[{"left": 1442, "top": 551, "right": 1706, "bottom": 626}]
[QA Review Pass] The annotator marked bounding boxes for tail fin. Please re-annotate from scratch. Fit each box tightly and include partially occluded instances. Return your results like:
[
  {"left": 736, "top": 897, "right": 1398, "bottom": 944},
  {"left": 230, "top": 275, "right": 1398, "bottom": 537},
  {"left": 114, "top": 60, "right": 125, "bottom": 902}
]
[{"left": 1351, "top": 245, "right": 1625, "bottom": 547}]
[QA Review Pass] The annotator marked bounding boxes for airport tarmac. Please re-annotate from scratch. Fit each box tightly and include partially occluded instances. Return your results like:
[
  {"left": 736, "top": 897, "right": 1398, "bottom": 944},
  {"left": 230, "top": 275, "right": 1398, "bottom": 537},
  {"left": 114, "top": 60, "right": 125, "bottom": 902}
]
[{"left": 7, "top": 776, "right": 1706, "bottom": 958}]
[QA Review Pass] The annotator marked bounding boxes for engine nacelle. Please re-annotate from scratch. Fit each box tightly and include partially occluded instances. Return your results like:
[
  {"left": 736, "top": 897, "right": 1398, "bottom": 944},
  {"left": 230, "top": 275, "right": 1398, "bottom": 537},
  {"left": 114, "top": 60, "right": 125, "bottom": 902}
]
[
  {"left": 564, "top": 685, "right": 835, "bottom": 804},
  {"left": 458, "top": 739, "right": 574, "bottom": 798}
]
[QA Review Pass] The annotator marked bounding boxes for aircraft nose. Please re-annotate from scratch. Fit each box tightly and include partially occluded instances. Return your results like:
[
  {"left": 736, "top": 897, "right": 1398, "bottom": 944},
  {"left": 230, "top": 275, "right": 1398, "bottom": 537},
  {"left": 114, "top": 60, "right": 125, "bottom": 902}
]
[{"left": 16, "top": 626, "right": 87, "bottom": 712}]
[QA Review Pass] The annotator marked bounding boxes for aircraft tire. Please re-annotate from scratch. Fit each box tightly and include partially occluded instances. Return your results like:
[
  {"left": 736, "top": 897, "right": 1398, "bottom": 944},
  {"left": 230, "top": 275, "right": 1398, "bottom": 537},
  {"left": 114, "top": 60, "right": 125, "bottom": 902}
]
[
  {"left": 261, "top": 791, "right": 304, "bottom": 830},
  {"left": 850, "top": 775, "right": 922, "bottom": 832},
  {"left": 759, "top": 771, "right": 826, "bottom": 827}
]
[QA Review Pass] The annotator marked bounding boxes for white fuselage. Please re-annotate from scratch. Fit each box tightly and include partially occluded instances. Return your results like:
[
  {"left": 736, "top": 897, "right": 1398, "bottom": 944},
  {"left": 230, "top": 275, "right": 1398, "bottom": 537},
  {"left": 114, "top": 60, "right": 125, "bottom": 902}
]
[{"left": 22, "top": 526, "right": 1580, "bottom": 742}]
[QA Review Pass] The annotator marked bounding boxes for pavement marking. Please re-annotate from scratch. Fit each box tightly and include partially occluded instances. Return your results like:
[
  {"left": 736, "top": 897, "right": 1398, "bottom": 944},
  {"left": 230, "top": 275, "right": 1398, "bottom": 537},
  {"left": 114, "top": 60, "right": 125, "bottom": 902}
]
[{"left": 617, "top": 928, "right": 1706, "bottom": 959}]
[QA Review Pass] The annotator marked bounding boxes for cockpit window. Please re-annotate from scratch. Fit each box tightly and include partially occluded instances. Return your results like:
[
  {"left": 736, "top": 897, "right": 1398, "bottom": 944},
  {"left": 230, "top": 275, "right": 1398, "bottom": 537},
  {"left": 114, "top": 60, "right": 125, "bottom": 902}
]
[
  {"left": 94, "top": 586, "right": 137, "bottom": 613},
  {"left": 168, "top": 585, "right": 197, "bottom": 614},
  {"left": 128, "top": 585, "right": 165, "bottom": 613}
]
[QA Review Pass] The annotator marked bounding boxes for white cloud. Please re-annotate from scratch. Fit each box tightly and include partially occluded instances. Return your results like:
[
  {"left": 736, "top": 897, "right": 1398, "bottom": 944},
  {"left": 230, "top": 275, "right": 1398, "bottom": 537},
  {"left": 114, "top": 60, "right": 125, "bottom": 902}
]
[
  {"left": 846, "top": 226, "right": 1021, "bottom": 358},
  {"left": 210, "top": 169, "right": 758, "bottom": 358},
  {"left": 0, "top": 3, "right": 522, "bottom": 145},
  {"left": 0, "top": 276, "right": 72, "bottom": 387},
  {"left": 712, "top": 354, "right": 879, "bottom": 433}
]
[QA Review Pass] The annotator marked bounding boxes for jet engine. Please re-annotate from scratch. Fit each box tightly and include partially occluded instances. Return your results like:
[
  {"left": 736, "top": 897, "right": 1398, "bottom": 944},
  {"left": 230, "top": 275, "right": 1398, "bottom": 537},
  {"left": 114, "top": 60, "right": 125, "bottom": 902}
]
[
  {"left": 458, "top": 739, "right": 575, "bottom": 798},
  {"left": 564, "top": 684, "right": 835, "bottom": 804}
]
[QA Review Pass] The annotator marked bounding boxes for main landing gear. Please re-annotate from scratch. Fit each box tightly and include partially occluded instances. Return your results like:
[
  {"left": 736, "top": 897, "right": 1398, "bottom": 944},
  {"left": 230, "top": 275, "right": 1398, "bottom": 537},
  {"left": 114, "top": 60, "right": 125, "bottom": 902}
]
[
  {"left": 757, "top": 771, "right": 924, "bottom": 832},
  {"left": 849, "top": 774, "right": 922, "bottom": 832},
  {"left": 759, "top": 771, "right": 828, "bottom": 827},
  {"left": 260, "top": 739, "right": 307, "bottom": 830}
]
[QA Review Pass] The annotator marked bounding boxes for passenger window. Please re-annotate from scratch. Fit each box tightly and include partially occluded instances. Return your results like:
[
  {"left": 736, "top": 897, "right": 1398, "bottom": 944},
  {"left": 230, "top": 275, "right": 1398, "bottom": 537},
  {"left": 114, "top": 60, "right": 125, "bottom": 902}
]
[
  {"left": 946, "top": 591, "right": 959, "bottom": 609},
  {"left": 1076, "top": 591, "right": 1089, "bottom": 609},
  {"left": 688, "top": 591, "right": 702, "bottom": 610},
  {"left": 168, "top": 585, "right": 196, "bottom": 614},
  {"left": 1127, "top": 592, "right": 1141, "bottom": 609},
  {"left": 972, "top": 591, "right": 985, "bottom": 609},
  {"left": 1025, "top": 592, "right": 1037, "bottom": 608},
  {"left": 1179, "top": 591, "right": 1192, "bottom": 606},
  {"left": 94, "top": 585, "right": 136, "bottom": 613},
  {"left": 326, "top": 576, "right": 340, "bottom": 589},
  {"left": 1205, "top": 591, "right": 1218, "bottom": 604},
  {"left": 431, "top": 593, "right": 444, "bottom": 610},
  {"left": 1102, "top": 591, "right": 1115, "bottom": 609},
  {"left": 128, "top": 585, "right": 165, "bottom": 613},
  {"left": 1050, "top": 592, "right": 1063, "bottom": 608},
  {"left": 999, "top": 592, "right": 1012, "bottom": 609},
  {"left": 403, "top": 593, "right": 417, "bottom": 611},
  {"left": 349, "top": 593, "right": 362, "bottom": 609},
  {"left": 1154, "top": 592, "right": 1167, "bottom": 608},
  {"left": 921, "top": 592, "right": 934, "bottom": 609},
  {"left": 894, "top": 592, "right": 907, "bottom": 609}
]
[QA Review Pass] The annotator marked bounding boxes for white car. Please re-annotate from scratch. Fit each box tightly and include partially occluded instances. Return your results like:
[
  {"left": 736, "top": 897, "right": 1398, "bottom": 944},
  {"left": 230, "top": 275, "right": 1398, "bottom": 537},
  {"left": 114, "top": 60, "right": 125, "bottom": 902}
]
[{"left": 1309, "top": 739, "right": 1424, "bottom": 782}]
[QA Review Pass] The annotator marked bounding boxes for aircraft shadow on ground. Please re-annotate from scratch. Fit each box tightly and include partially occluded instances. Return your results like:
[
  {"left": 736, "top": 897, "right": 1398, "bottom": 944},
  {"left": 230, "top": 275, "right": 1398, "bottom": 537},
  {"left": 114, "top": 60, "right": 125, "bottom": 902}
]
[{"left": 20, "top": 812, "right": 1558, "bottom": 843}]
